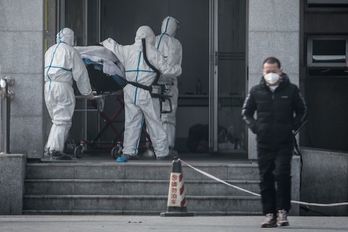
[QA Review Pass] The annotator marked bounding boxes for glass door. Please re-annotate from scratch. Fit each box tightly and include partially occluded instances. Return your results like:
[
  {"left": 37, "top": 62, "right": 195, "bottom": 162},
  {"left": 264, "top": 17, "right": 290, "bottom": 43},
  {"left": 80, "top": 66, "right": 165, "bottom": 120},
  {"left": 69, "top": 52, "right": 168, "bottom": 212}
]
[
  {"left": 57, "top": 0, "right": 102, "bottom": 145},
  {"left": 209, "top": 0, "right": 247, "bottom": 154},
  {"left": 57, "top": 0, "right": 100, "bottom": 45}
]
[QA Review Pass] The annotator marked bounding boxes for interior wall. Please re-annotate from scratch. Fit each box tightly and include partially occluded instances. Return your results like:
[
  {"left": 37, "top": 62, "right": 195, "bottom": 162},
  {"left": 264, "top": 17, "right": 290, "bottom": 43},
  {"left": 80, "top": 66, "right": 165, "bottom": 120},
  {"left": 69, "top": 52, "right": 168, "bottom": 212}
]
[
  {"left": 65, "top": 0, "right": 247, "bottom": 153},
  {"left": 98, "top": 0, "right": 210, "bottom": 148},
  {"left": 101, "top": 0, "right": 210, "bottom": 95}
]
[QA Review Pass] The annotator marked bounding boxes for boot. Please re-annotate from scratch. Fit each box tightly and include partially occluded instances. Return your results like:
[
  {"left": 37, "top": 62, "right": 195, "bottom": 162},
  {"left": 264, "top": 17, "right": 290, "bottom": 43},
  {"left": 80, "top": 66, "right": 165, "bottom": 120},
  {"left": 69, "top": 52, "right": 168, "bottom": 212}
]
[
  {"left": 50, "top": 150, "right": 73, "bottom": 160},
  {"left": 277, "top": 209, "right": 289, "bottom": 227},
  {"left": 261, "top": 213, "right": 277, "bottom": 228}
]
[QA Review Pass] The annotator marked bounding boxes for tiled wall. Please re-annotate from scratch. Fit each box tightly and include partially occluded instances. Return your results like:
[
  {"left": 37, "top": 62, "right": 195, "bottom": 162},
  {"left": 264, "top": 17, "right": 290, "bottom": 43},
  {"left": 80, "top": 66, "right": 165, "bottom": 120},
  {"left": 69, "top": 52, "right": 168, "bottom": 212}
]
[
  {"left": 0, "top": 0, "right": 44, "bottom": 158},
  {"left": 247, "top": 0, "right": 300, "bottom": 159}
]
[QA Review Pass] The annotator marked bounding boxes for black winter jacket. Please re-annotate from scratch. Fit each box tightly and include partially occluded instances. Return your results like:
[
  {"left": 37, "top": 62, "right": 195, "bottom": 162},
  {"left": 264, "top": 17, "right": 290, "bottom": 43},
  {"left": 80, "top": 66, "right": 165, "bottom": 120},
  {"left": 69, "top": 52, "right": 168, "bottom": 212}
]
[{"left": 242, "top": 74, "right": 307, "bottom": 148}]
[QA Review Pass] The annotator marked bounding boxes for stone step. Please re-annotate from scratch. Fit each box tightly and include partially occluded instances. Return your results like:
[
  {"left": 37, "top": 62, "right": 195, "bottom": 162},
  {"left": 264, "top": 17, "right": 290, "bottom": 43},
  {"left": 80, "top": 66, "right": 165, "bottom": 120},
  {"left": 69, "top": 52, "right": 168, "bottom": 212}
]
[
  {"left": 25, "top": 179, "right": 260, "bottom": 196},
  {"left": 24, "top": 161, "right": 263, "bottom": 215},
  {"left": 26, "top": 161, "right": 260, "bottom": 180},
  {"left": 23, "top": 195, "right": 262, "bottom": 213}
]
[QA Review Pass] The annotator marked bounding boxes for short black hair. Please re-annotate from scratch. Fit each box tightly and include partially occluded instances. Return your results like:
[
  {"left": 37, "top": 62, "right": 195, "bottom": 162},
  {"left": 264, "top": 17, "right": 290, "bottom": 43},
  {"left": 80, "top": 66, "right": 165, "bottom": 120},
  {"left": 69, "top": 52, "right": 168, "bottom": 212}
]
[{"left": 263, "top": 56, "right": 281, "bottom": 68}]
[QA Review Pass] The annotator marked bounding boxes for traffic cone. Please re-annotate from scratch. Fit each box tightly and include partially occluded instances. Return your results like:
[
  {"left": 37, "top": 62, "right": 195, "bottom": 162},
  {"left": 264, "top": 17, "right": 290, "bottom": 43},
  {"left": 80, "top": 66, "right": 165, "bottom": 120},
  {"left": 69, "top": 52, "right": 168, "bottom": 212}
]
[{"left": 160, "top": 158, "right": 194, "bottom": 216}]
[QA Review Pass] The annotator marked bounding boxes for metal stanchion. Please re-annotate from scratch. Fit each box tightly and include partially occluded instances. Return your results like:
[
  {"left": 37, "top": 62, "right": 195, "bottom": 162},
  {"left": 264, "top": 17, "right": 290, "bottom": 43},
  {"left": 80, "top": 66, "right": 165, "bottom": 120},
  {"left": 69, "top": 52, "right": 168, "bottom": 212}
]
[{"left": 0, "top": 76, "right": 15, "bottom": 154}]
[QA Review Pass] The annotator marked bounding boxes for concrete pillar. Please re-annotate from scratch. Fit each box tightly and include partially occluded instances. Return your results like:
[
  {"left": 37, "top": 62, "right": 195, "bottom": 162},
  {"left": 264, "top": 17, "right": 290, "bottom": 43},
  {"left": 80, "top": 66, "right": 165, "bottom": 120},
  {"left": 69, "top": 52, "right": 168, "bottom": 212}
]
[
  {"left": 247, "top": 0, "right": 300, "bottom": 159},
  {"left": 0, "top": 0, "right": 44, "bottom": 158},
  {"left": 0, "top": 154, "right": 26, "bottom": 214}
]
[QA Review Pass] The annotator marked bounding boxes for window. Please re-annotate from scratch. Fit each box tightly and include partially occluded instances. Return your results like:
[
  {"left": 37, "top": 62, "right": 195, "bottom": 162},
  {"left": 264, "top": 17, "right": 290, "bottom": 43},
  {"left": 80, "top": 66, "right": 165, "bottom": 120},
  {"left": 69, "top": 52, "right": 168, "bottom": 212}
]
[
  {"left": 308, "top": 0, "right": 348, "bottom": 7},
  {"left": 307, "top": 36, "right": 348, "bottom": 67}
]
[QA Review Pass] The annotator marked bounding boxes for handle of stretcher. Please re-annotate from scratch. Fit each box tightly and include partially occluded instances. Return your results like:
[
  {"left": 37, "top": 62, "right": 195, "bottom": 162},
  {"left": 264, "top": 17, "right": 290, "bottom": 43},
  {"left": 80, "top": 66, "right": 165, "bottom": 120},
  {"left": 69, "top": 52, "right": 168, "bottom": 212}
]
[{"left": 75, "top": 91, "right": 120, "bottom": 100}]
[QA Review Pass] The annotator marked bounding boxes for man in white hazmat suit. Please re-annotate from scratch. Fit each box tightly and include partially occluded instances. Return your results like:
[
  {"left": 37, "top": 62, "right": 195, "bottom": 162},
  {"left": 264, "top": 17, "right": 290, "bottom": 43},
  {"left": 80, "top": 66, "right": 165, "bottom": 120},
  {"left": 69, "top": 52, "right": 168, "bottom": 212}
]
[
  {"left": 101, "top": 25, "right": 182, "bottom": 162},
  {"left": 156, "top": 16, "right": 183, "bottom": 154},
  {"left": 44, "top": 28, "right": 93, "bottom": 160}
]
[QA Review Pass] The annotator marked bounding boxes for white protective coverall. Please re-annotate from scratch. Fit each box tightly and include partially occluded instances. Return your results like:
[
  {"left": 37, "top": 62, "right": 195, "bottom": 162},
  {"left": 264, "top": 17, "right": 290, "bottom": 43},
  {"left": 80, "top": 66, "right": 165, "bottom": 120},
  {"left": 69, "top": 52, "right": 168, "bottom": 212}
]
[
  {"left": 155, "top": 16, "right": 183, "bottom": 149},
  {"left": 101, "top": 26, "right": 182, "bottom": 158},
  {"left": 44, "top": 28, "right": 92, "bottom": 152}
]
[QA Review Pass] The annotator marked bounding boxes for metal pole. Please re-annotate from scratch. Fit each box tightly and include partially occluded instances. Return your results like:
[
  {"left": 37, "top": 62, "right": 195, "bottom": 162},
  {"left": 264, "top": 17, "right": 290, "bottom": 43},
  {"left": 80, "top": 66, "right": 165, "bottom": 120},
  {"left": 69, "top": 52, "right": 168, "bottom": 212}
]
[
  {"left": 0, "top": 77, "right": 15, "bottom": 154},
  {"left": 208, "top": 0, "right": 219, "bottom": 152},
  {"left": 4, "top": 79, "right": 9, "bottom": 153},
  {"left": 0, "top": 78, "right": 6, "bottom": 153}
]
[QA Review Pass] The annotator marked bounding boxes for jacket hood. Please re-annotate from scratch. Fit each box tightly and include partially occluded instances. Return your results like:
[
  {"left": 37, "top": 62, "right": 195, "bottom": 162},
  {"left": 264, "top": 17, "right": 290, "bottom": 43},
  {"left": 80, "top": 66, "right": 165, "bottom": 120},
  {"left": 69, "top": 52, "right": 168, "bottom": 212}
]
[
  {"left": 135, "top": 25, "right": 155, "bottom": 46},
  {"left": 56, "top": 28, "right": 74, "bottom": 45},
  {"left": 160, "top": 16, "right": 179, "bottom": 36}
]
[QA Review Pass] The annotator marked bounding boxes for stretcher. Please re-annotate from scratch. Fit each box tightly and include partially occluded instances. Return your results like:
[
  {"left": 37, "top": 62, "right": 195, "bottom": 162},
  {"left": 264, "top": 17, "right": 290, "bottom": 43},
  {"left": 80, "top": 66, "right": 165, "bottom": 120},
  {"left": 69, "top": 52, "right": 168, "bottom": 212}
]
[
  {"left": 69, "top": 46, "right": 126, "bottom": 158},
  {"left": 70, "top": 44, "right": 173, "bottom": 159},
  {"left": 71, "top": 91, "right": 124, "bottom": 158}
]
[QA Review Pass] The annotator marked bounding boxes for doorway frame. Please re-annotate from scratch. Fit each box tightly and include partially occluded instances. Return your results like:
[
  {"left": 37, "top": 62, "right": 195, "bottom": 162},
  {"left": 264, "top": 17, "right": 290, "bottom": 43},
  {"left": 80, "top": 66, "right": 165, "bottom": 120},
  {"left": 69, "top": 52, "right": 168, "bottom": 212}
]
[
  {"left": 56, "top": 0, "right": 249, "bottom": 156},
  {"left": 208, "top": 0, "right": 219, "bottom": 152}
]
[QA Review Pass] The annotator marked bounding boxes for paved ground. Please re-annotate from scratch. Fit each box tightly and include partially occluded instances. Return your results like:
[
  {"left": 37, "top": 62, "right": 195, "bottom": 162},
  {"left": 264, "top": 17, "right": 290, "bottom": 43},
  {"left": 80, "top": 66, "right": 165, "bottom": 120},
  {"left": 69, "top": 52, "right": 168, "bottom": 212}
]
[{"left": 0, "top": 216, "right": 347, "bottom": 232}]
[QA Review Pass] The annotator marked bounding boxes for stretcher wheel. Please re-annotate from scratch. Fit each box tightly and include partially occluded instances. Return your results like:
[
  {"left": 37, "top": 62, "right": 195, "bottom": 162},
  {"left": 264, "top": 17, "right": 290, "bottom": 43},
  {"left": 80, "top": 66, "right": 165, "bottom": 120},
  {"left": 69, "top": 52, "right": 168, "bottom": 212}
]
[
  {"left": 64, "top": 140, "right": 76, "bottom": 155},
  {"left": 74, "top": 145, "right": 84, "bottom": 158}
]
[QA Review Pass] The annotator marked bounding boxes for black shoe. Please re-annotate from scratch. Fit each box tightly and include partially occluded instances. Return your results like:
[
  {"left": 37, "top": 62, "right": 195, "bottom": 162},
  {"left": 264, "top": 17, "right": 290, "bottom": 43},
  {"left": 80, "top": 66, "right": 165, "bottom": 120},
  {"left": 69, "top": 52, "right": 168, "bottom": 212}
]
[
  {"left": 261, "top": 213, "right": 277, "bottom": 228},
  {"left": 58, "top": 153, "right": 73, "bottom": 160},
  {"left": 51, "top": 151, "right": 73, "bottom": 160},
  {"left": 277, "top": 209, "right": 289, "bottom": 227}
]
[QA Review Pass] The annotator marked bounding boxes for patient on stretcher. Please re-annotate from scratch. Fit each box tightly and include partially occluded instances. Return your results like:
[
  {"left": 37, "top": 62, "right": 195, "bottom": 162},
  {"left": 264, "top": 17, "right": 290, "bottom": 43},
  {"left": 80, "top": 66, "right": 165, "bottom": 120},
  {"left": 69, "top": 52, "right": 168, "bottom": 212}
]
[{"left": 74, "top": 45, "right": 127, "bottom": 94}]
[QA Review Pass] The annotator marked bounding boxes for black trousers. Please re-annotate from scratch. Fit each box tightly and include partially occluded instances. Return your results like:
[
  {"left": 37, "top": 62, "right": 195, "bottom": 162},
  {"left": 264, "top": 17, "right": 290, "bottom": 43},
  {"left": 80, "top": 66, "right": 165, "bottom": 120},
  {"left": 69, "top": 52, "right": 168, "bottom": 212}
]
[{"left": 257, "top": 146, "right": 293, "bottom": 214}]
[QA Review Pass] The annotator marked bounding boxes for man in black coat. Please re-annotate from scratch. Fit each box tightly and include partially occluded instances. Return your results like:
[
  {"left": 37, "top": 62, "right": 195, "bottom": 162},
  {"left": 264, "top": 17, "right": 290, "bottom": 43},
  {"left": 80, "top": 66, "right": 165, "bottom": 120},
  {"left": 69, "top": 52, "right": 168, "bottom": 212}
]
[{"left": 242, "top": 57, "right": 307, "bottom": 228}]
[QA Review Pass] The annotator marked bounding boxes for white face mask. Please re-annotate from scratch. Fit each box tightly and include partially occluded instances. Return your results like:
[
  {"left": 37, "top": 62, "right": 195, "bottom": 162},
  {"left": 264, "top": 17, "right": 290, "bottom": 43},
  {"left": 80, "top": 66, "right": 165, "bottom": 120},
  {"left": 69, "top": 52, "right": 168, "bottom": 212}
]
[{"left": 264, "top": 73, "right": 280, "bottom": 85}]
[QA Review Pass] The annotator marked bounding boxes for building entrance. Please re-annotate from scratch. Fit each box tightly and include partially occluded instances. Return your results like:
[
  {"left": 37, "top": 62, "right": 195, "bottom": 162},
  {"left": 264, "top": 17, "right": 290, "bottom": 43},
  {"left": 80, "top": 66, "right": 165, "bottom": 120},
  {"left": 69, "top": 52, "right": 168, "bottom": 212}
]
[{"left": 50, "top": 0, "right": 248, "bottom": 157}]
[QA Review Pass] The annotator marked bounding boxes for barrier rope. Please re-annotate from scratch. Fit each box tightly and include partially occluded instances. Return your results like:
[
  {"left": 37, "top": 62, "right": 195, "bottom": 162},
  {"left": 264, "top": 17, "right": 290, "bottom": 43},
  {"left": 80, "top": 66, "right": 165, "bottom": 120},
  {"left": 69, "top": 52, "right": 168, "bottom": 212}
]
[{"left": 180, "top": 159, "right": 348, "bottom": 207}]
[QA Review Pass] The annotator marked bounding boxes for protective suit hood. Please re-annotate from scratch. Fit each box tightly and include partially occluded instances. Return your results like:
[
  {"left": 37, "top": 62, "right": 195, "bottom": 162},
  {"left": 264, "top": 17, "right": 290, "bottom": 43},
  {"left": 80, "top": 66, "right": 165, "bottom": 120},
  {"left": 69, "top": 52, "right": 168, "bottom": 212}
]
[
  {"left": 135, "top": 26, "right": 155, "bottom": 46},
  {"left": 161, "top": 16, "right": 178, "bottom": 37},
  {"left": 56, "top": 28, "right": 74, "bottom": 46}
]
